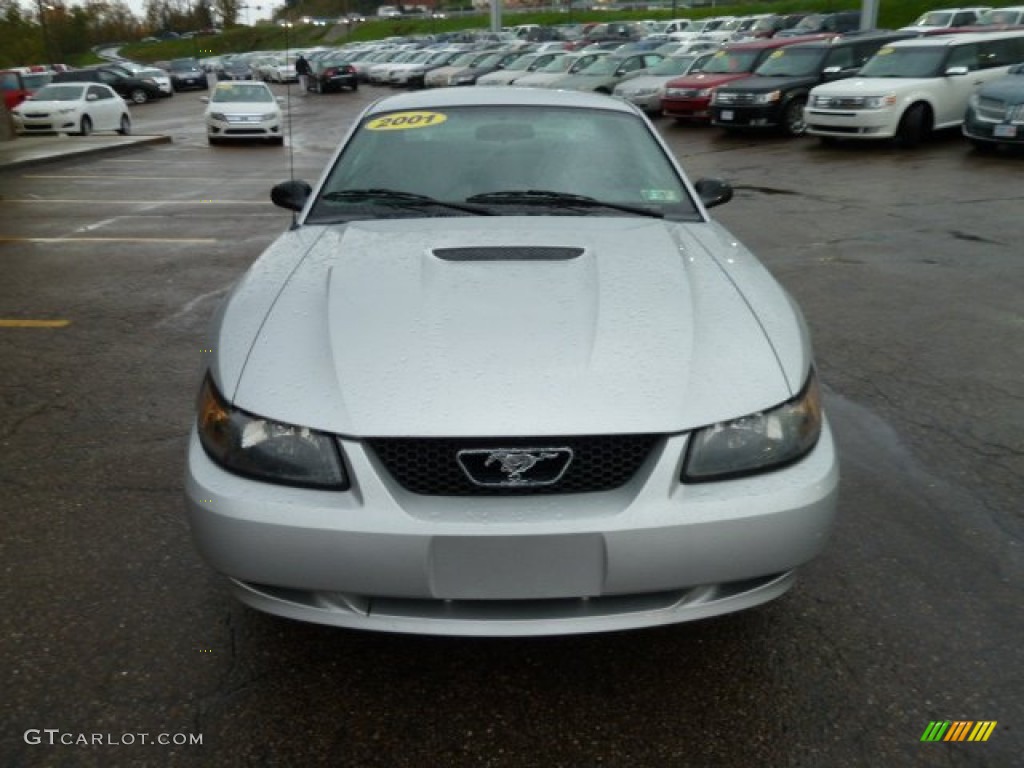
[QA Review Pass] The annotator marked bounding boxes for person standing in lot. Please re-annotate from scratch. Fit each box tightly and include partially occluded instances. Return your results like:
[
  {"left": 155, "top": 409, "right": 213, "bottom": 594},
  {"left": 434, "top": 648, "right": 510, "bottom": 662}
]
[{"left": 296, "top": 54, "right": 312, "bottom": 94}]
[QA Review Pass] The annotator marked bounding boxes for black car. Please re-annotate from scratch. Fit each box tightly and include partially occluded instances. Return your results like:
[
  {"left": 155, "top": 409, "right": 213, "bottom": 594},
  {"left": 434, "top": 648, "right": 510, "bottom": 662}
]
[
  {"left": 963, "top": 63, "right": 1024, "bottom": 150},
  {"left": 52, "top": 67, "right": 163, "bottom": 104},
  {"left": 309, "top": 56, "right": 359, "bottom": 93},
  {"left": 775, "top": 11, "right": 864, "bottom": 38},
  {"left": 219, "top": 59, "right": 254, "bottom": 81},
  {"left": 168, "top": 58, "right": 208, "bottom": 91},
  {"left": 709, "top": 33, "right": 915, "bottom": 136}
]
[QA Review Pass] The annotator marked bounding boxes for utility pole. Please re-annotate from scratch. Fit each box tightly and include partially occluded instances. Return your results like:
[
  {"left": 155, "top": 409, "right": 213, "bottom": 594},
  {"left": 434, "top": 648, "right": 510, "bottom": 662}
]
[{"left": 861, "top": 0, "right": 879, "bottom": 30}]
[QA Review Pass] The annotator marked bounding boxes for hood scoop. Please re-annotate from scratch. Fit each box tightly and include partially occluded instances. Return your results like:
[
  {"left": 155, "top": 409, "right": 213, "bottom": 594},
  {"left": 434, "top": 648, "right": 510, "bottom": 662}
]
[{"left": 432, "top": 246, "right": 584, "bottom": 262}]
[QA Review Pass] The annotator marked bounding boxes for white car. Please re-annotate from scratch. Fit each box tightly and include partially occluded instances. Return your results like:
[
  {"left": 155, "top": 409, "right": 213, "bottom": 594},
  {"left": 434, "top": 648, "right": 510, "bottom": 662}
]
[
  {"left": 184, "top": 87, "right": 839, "bottom": 637},
  {"left": 511, "top": 51, "right": 607, "bottom": 88},
  {"left": 11, "top": 82, "right": 131, "bottom": 136},
  {"left": 202, "top": 81, "right": 283, "bottom": 146},
  {"left": 253, "top": 55, "right": 297, "bottom": 83},
  {"left": 805, "top": 32, "right": 1024, "bottom": 146},
  {"left": 899, "top": 7, "right": 991, "bottom": 32}
]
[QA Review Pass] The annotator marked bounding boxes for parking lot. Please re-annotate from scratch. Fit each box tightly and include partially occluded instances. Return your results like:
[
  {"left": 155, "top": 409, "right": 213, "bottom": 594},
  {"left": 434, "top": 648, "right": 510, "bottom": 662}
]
[{"left": 1, "top": 85, "right": 1021, "bottom": 766}]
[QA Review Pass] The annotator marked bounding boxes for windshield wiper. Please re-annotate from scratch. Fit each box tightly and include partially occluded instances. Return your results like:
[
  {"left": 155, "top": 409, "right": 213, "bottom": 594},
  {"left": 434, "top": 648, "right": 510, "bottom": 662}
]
[
  {"left": 465, "top": 190, "right": 664, "bottom": 219},
  {"left": 321, "top": 188, "right": 494, "bottom": 216}
]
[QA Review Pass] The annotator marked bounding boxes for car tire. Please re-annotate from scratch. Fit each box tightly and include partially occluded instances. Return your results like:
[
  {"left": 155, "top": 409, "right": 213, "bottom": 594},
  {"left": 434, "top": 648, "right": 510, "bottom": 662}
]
[
  {"left": 76, "top": 116, "right": 93, "bottom": 136},
  {"left": 781, "top": 97, "right": 807, "bottom": 137},
  {"left": 894, "top": 104, "right": 930, "bottom": 148},
  {"left": 117, "top": 114, "right": 132, "bottom": 135},
  {"left": 350, "top": 81, "right": 358, "bottom": 92},
  {"left": 129, "top": 88, "right": 149, "bottom": 105}
]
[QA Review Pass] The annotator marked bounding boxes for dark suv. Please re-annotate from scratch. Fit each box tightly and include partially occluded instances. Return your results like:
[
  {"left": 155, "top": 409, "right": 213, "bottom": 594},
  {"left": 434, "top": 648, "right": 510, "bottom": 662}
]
[
  {"left": 53, "top": 66, "right": 163, "bottom": 104},
  {"left": 776, "top": 11, "right": 864, "bottom": 37},
  {"left": 167, "top": 58, "right": 209, "bottom": 91},
  {"left": 709, "top": 33, "right": 914, "bottom": 136}
]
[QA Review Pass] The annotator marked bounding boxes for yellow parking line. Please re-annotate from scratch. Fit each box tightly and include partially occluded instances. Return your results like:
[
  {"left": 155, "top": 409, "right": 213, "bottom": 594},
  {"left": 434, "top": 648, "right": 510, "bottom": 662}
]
[
  {"left": 0, "top": 237, "right": 217, "bottom": 243},
  {"left": 0, "top": 319, "right": 71, "bottom": 328}
]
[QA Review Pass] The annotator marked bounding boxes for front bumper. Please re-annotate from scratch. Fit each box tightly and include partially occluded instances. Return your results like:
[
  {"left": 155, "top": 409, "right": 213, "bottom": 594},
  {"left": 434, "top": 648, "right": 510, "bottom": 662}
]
[
  {"left": 662, "top": 96, "right": 713, "bottom": 120},
  {"left": 12, "top": 113, "right": 80, "bottom": 133},
  {"left": 184, "top": 420, "right": 839, "bottom": 636},
  {"left": 711, "top": 103, "right": 782, "bottom": 129},
  {"left": 805, "top": 108, "right": 899, "bottom": 140},
  {"left": 963, "top": 107, "right": 1024, "bottom": 144},
  {"left": 206, "top": 115, "right": 281, "bottom": 139}
]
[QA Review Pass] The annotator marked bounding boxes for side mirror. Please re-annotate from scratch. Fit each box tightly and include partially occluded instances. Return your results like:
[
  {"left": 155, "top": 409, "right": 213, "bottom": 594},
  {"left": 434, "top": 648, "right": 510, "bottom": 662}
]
[
  {"left": 694, "top": 178, "right": 733, "bottom": 209},
  {"left": 271, "top": 180, "right": 312, "bottom": 212},
  {"left": 276, "top": 96, "right": 284, "bottom": 103},
  {"left": 822, "top": 66, "right": 842, "bottom": 75},
  {"left": 945, "top": 66, "right": 969, "bottom": 76},
  {"left": 200, "top": 96, "right": 210, "bottom": 103}
]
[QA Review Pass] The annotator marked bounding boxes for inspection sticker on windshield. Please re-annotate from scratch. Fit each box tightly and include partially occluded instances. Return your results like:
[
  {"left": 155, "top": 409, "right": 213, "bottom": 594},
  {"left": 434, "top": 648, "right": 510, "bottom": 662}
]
[
  {"left": 366, "top": 111, "right": 448, "bottom": 131},
  {"left": 642, "top": 189, "right": 680, "bottom": 202}
]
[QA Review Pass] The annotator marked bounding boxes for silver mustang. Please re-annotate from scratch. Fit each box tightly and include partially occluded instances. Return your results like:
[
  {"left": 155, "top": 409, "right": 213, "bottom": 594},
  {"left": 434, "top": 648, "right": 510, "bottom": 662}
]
[{"left": 184, "top": 87, "right": 839, "bottom": 636}]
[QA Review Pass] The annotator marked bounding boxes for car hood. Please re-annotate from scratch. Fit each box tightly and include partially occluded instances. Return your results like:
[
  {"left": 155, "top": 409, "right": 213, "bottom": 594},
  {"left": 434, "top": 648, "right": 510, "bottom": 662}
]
[
  {"left": 719, "top": 75, "right": 817, "bottom": 92},
  {"left": 666, "top": 72, "right": 752, "bottom": 89},
  {"left": 976, "top": 75, "right": 1024, "bottom": 103},
  {"left": 16, "top": 99, "right": 84, "bottom": 111},
  {"left": 217, "top": 217, "right": 810, "bottom": 437},
  {"left": 813, "top": 77, "right": 939, "bottom": 95}
]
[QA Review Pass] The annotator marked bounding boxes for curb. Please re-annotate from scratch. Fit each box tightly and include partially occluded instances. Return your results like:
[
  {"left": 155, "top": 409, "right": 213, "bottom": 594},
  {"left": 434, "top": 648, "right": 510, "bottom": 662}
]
[{"left": 0, "top": 135, "right": 173, "bottom": 171}]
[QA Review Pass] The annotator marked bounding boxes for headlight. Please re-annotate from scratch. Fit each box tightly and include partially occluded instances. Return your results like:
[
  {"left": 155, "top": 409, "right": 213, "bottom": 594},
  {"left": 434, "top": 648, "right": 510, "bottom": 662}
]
[
  {"left": 864, "top": 94, "right": 897, "bottom": 109},
  {"left": 210, "top": 111, "right": 227, "bottom": 121},
  {"left": 752, "top": 90, "right": 781, "bottom": 105},
  {"left": 196, "top": 375, "right": 349, "bottom": 490},
  {"left": 261, "top": 111, "right": 278, "bottom": 120},
  {"left": 697, "top": 88, "right": 713, "bottom": 98},
  {"left": 682, "top": 371, "right": 823, "bottom": 482},
  {"left": 58, "top": 107, "right": 77, "bottom": 114}
]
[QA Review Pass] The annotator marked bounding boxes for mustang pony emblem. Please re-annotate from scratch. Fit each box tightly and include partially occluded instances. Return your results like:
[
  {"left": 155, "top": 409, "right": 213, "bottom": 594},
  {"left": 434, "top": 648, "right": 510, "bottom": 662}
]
[{"left": 456, "top": 447, "right": 575, "bottom": 488}]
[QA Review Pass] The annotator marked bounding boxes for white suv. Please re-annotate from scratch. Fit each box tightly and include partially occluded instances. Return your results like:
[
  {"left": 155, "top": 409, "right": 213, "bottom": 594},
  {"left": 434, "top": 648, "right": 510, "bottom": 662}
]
[
  {"left": 805, "top": 31, "right": 1024, "bottom": 146},
  {"left": 899, "top": 7, "right": 991, "bottom": 32}
]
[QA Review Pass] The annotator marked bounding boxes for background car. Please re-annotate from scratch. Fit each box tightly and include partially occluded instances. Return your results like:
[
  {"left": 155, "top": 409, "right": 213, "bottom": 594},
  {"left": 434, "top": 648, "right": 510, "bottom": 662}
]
[
  {"left": 167, "top": 58, "right": 209, "bottom": 91},
  {"left": 52, "top": 66, "right": 163, "bottom": 104},
  {"left": 218, "top": 59, "right": 255, "bottom": 81},
  {"left": 131, "top": 66, "right": 173, "bottom": 97},
  {"left": 963, "top": 62, "right": 1024, "bottom": 149},
  {"left": 11, "top": 82, "right": 131, "bottom": 136},
  {"left": 1, "top": 69, "right": 51, "bottom": 110},
  {"left": 550, "top": 52, "right": 664, "bottom": 94},
  {"left": 202, "top": 80, "right": 283, "bottom": 145},
  {"left": 613, "top": 51, "right": 716, "bottom": 113},
  {"left": 253, "top": 55, "right": 297, "bottom": 83},
  {"left": 308, "top": 55, "right": 359, "bottom": 93},
  {"left": 184, "top": 87, "right": 838, "bottom": 637}
]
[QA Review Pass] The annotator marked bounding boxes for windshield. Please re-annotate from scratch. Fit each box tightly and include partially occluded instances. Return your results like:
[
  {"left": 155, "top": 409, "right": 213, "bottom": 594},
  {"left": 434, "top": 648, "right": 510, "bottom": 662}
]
[
  {"left": 538, "top": 55, "right": 574, "bottom": 73},
  {"left": 859, "top": 47, "right": 946, "bottom": 78},
  {"left": 308, "top": 105, "right": 697, "bottom": 222},
  {"left": 32, "top": 84, "right": 85, "bottom": 101},
  {"left": 912, "top": 11, "right": 953, "bottom": 26},
  {"left": 791, "top": 14, "right": 824, "bottom": 32},
  {"left": 978, "top": 10, "right": 1023, "bottom": 25},
  {"left": 754, "top": 47, "right": 826, "bottom": 77},
  {"left": 211, "top": 84, "right": 274, "bottom": 102},
  {"left": 650, "top": 55, "right": 698, "bottom": 76},
  {"left": 579, "top": 57, "right": 625, "bottom": 76},
  {"left": 701, "top": 49, "right": 762, "bottom": 74}
]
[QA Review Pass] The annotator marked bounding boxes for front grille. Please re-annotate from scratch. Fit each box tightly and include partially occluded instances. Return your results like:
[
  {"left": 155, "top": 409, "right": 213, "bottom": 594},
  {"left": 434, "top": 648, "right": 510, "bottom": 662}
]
[
  {"left": 366, "top": 434, "right": 661, "bottom": 496},
  {"left": 714, "top": 92, "right": 756, "bottom": 106},
  {"left": 975, "top": 97, "right": 1007, "bottom": 121}
]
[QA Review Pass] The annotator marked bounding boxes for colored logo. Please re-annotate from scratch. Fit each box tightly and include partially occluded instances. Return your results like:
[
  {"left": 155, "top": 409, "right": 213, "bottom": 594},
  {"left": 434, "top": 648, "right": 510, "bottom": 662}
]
[{"left": 921, "top": 721, "right": 997, "bottom": 742}]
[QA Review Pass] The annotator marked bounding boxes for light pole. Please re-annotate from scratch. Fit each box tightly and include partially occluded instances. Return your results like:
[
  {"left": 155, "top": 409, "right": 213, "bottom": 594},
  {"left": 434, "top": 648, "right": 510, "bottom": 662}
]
[{"left": 35, "top": 0, "right": 57, "bottom": 68}]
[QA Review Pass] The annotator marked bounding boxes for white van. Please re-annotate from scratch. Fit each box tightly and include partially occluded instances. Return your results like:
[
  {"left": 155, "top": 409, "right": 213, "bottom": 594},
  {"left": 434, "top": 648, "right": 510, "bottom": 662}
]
[{"left": 805, "top": 31, "right": 1024, "bottom": 146}]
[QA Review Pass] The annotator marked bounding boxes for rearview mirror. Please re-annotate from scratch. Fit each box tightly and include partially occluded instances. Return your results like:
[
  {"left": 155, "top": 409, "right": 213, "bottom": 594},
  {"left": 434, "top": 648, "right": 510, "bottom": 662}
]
[{"left": 945, "top": 66, "right": 969, "bottom": 76}]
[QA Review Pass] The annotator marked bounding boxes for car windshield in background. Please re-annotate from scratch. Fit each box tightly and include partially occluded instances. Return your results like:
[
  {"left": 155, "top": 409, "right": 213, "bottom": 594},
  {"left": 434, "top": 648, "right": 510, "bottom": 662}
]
[
  {"left": 649, "top": 55, "right": 702, "bottom": 76},
  {"left": 32, "top": 84, "right": 85, "bottom": 101},
  {"left": 755, "top": 48, "right": 826, "bottom": 77},
  {"left": 701, "top": 50, "right": 762, "bottom": 74},
  {"left": 913, "top": 11, "right": 954, "bottom": 26},
  {"left": 307, "top": 105, "right": 697, "bottom": 223},
  {"left": 859, "top": 47, "right": 947, "bottom": 78},
  {"left": 211, "top": 84, "right": 273, "bottom": 102}
]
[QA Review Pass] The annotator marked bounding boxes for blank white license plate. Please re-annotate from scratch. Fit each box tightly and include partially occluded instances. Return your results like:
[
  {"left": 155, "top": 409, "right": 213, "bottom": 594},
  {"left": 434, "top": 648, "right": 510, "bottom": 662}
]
[
  {"left": 994, "top": 124, "right": 1017, "bottom": 138},
  {"left": 720, "top": 110, "right": 734, "bottom": 121}
]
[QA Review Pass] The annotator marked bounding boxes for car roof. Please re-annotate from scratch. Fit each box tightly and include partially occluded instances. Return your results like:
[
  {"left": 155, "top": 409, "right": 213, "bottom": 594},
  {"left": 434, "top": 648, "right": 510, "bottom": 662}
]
[
  {"left": 723, "top": 35, "right": 833, "bottom": 51},
  {"left": 364, "top": 87, "right": 639, "bottom": 116},
  {"left": 781, "top": 31, "right": 915, "bottom": 50},
  {"left": 884, "top": 29, "right": 1024, "bottom": 46}
]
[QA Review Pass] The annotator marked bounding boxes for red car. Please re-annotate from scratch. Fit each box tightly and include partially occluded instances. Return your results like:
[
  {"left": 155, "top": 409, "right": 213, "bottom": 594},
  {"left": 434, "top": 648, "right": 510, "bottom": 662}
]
[
  {"left": 661, "top": 35, "right": 832, "bottom": 122},
  {"left": 1, "top": 70, "right": 52, "bottom": 111}
]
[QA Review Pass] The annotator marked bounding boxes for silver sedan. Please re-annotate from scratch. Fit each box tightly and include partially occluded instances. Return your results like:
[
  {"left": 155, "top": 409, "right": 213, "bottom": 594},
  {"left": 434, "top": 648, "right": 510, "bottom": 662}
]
[{"left": 184, "top": 87, "right": 839, "bottom": 636}]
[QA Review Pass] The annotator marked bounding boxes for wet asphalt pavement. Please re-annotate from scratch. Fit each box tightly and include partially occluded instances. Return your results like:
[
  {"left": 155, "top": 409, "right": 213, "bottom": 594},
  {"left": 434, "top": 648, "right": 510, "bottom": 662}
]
[{"left": 0, "top": 84, "right": 1021, "bottom": 767}]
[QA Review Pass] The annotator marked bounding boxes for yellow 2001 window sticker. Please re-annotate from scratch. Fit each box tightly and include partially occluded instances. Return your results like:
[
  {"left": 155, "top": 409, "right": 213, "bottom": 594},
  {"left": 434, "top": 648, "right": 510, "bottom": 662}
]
[{"left": 366, "top": 111, "right": 448, "bottom": 131}]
